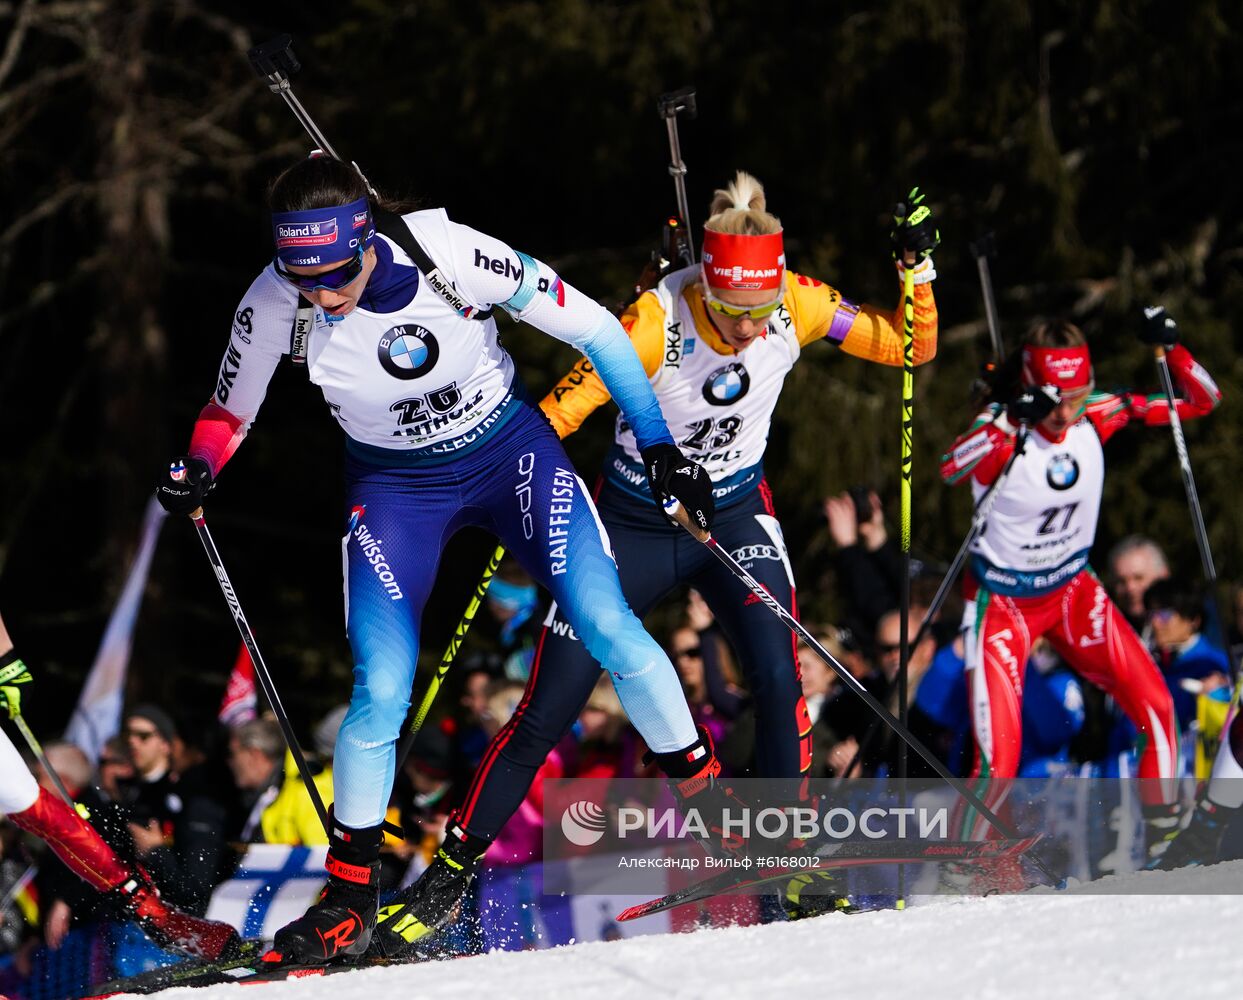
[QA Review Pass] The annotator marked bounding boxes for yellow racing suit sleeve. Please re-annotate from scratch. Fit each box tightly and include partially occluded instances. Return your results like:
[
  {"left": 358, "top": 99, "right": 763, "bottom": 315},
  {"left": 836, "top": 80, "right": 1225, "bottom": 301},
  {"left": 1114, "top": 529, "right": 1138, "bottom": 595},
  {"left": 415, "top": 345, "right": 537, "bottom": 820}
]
[
  {"left": 786, "top": 268, "right": 937, "bottom": 366},
  {"left": 539, "top": 289, "right": 666, "bottom": 439}
]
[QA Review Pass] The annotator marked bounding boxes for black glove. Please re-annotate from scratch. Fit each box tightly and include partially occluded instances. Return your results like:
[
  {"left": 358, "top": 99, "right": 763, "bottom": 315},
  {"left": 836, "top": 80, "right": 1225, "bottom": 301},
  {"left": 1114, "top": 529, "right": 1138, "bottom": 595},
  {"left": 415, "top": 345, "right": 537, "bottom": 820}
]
[
  {"left": 1005, "top": 384, "right": 1061, "bottom": 424},
  {"left": 641, "top": 443, "right": 716, "bottom": 532},
  {"left": 155, "top": 456, "right": 214, "bottom": 515},
  {"left": 891, "top": 187, "right": 940, "bottom": 263},
  {"left": 1141, "top": 306, "right": 1179, "bottom": 348}
]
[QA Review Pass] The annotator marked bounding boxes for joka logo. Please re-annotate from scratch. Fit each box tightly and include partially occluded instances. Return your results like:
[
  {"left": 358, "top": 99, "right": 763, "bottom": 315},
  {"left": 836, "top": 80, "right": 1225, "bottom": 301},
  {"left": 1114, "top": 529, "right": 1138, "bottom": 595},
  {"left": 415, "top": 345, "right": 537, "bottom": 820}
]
[
  {"left": 1046, "top": 453, "right": 1080, "bottom": 490},
  {"left": 378, "top": 325, "right": 439, "bottom": 380},
  {"left": 702, "top": 362, "right": 750, "bottom": 406},
  {"left": 561, "top": 800, "right": 607, "bottom": 847}
]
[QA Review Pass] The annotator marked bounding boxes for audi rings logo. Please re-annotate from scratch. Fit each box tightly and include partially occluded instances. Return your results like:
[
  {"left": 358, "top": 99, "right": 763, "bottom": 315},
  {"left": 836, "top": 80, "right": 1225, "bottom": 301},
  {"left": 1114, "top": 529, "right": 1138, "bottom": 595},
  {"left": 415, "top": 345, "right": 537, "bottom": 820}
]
[
  {"left": 378, "top": 325, "right": 439, "bottom": 380},
  {"left": 730, "top": 543, "right": 781, "bottom": 563},
  {"left": 561, "top": 800, "right": 607, "bottom": 846},
  {"left": 702, "top": 362, "right": 750, "bottom": 406}
]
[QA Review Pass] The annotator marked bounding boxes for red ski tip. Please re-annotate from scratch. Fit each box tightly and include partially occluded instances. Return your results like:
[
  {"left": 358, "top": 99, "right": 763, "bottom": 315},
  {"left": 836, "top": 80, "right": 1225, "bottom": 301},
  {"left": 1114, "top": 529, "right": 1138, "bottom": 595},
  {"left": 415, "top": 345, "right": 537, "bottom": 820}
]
[
  {"left": 260, "top": 949, "right": 284, "bottom": 964},
  {"left": 616, "top": 903, "right": 646, "bottom": 922}
]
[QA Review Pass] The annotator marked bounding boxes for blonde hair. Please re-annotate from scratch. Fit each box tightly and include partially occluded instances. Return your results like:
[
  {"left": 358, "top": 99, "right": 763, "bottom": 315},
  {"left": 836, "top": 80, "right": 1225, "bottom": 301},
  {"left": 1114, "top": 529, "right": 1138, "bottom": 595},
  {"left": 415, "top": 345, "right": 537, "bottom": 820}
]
[{"left": 705, "top": 171, "right": 782, "bottom": 236}]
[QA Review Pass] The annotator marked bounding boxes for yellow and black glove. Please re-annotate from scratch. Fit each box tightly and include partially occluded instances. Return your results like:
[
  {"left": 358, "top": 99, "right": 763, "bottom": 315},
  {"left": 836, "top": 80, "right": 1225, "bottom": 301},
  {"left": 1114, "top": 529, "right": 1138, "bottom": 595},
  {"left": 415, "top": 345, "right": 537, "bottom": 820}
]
[{"left": 0, "top": 650, "right": 32, "bottom": 720}]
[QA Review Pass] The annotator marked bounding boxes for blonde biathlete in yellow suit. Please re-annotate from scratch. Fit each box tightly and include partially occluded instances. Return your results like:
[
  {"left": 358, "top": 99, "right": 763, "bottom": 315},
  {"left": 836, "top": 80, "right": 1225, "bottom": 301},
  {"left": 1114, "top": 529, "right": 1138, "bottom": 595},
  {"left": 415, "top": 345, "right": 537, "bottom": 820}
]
[{"left": 447, "top": 173, "right": 938, "bottom": 852}]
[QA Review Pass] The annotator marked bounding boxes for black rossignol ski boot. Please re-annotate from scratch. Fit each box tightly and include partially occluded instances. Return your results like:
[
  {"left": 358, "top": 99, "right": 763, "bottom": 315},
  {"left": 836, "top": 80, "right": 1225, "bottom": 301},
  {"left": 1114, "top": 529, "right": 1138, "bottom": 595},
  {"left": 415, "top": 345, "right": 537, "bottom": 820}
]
[
  {"left": 370, "top": 823, "right": 489, "bottom": 957},
  {"left": 265, "top": 821, "right": 382, "bottom": 965},
  {"left": 1149, "top": 799, "right": 1232, "bottom": 870}
]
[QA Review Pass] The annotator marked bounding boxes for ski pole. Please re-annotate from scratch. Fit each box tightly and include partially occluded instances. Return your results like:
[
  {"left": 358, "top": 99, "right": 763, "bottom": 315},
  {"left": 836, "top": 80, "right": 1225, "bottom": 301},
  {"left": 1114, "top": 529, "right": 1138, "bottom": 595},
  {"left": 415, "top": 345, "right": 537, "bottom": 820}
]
[
  {"left": 968, "top": 233, "right": 1005, "bottom": 362},
  {"left": 248, "top": 35, "right": 377, "bottom": 196},
  {"left": 662, "top": 503, "right": 1052, "bottom": 874},
  {"left": 12, "top": 713, "right": 78, "bottom": 812},
  {"left": 896, "top": 262, "right": 916, "bottom": 906},
  {"left": 657, "top": 86, "right": 698, "bottom": 266},
  {"left": 835, "top": 426, "right": 1031, "bottom": 785},
  {"left": 393, "top": 544, "right": 505, "bottom": 772},
  {"left": 188, "top": 507, "right": 402, "bottom": 840},
  {"left": 1153, "top": 344, "right": 1239, "bottom": 683},
  {"left": 908, "top": 426, "right": 1030, "bottom": 651}
]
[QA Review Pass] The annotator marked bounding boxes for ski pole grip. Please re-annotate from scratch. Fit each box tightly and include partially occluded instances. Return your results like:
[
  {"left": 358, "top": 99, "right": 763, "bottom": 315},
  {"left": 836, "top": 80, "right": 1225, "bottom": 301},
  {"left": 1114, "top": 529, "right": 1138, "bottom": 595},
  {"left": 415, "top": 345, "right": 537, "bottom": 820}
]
[
  {"left": 248, "top": 34, "right": 300, "bottom": 83},
  {"left": 657, "top": 86, "right": 697, "bottom": 119},
  {"left": 189, "top": 507, "right": 204, "bottom": 520},
  {"left": 664, "top": 499, "right": 710, "bottom": 542}
]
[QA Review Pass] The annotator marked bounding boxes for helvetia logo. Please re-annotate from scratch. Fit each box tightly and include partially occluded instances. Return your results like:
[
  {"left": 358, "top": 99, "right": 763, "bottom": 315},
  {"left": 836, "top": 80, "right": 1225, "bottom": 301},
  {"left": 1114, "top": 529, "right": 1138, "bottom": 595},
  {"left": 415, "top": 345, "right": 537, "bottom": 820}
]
[
  {"left": 378, "top": 325, "right": 439, "bottom": 380},
  {"left": 561, "top": 800, "right": 607, "bottom": 847},
  {"left": 702, "top": 362, "right": 750, "bottom": 406}
]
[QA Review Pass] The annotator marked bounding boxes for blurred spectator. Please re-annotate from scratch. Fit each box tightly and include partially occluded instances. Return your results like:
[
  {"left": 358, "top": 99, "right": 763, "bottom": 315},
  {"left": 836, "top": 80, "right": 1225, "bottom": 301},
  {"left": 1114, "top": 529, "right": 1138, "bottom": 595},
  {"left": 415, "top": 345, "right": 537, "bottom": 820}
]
[
  {"left": 861, "top": 607, "right": 941, "bottom": 777},
  {"left": 389, "top": 725, "right": 455, "bottom": 874},
  {"left": 822, "top": 488, "right": 903, "bottom": 652},
  {"left": 1143, "top": 581, "right": 1230, "bottom": 764},
  {"left": 797, "top": 628, "right": 850, "bottom": 779},
  {"left": 94, "top": 736, "right": 134, "bottom": 804},
  {"left": 116, "top": 704, "right": 228, "bottom": 913},
  {"left": 446, "top": 659, "right": 502, "bottom": 794},
  {"left": 471, "top": 563, "right": 542, "bottom": 683},
  {"left": 313, "top": 705, "right": 349, "bottom": 763},
  {"left": 561, "top": 676, "right": 633, "bottom": 780},
  {"left": 227, "top": 717, "right": 331, "bottom": 846},
  {"left": 1107, "top": 535, "right": 1170, "bottom": 632}
]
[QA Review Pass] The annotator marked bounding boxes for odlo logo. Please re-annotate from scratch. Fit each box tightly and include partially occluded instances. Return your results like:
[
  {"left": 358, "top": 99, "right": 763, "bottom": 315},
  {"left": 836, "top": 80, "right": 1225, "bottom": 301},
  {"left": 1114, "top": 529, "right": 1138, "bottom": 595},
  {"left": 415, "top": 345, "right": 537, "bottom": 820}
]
[{"left": 561, "top": 800, "right": 606, "bottom": 846}]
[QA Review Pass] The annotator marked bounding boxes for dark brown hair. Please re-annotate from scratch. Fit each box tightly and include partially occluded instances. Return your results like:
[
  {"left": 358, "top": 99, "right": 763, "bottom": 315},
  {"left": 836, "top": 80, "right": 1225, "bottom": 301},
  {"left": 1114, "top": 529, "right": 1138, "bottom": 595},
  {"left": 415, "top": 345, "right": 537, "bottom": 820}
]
[
  {"left": 1025, "top": 317, "right": 1087, "bottom": 349},
  {"left": 267, "top": 156, "right": 420, "bottom": 214}
]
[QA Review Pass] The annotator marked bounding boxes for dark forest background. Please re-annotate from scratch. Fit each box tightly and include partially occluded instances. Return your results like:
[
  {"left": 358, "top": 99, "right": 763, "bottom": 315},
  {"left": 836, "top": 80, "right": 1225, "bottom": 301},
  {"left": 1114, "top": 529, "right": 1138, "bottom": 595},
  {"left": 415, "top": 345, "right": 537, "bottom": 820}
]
[{"left": 2, "top": 0, "right": 1242, "bottom": 742}]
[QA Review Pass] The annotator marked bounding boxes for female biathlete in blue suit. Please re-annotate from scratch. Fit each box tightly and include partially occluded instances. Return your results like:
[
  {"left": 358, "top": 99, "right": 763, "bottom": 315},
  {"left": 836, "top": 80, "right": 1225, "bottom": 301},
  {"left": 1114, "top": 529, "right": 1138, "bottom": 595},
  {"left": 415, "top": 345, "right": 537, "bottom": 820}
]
[{"left": 155, "top": 155, "right": 720, "bottom": 965}]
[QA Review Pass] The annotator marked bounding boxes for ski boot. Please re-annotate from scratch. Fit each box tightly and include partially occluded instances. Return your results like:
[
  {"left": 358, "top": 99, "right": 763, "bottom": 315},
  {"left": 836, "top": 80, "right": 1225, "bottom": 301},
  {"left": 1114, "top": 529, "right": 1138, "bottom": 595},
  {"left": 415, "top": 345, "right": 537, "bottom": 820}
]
[
  {"left": 1141, "top": 802, "right": 1185, "bottom": 867},
  {"left": 781, "top": 869, "right": 855, "bottom": 920},
  {"left": 265, "top": 821, "right": 382, "bottom": 965},
  {"left": 1149, "top": 799, "right": 1231, "bottom": 871},
  {"left": 113, "top": 868, "right": 242, "bottom": 960},
  {"left": 370, "top": 823, "right": 489, "bottom": 958},
  {"left": 652, "top": 726, "right": 751, "bottom": 859}
]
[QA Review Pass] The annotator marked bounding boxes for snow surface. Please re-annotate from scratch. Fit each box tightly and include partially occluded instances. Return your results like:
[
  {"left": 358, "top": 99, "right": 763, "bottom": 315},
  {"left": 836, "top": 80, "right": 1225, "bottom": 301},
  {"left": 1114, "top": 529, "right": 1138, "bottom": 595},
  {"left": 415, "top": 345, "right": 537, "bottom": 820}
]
[{"left": 126, "top": 863, "right": 1243, "bottom": 1000}]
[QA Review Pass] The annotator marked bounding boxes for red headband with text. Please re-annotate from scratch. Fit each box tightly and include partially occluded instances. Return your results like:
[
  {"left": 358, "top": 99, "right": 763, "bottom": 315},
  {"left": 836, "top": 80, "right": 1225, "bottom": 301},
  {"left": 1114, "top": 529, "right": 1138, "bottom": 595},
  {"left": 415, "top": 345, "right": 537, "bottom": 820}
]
[
  {"left": 701, "top": 229, "right": 786, "bottom": 292},
  {"left": 1021, "top": 345, "right": 1093, "bottom": 391}
]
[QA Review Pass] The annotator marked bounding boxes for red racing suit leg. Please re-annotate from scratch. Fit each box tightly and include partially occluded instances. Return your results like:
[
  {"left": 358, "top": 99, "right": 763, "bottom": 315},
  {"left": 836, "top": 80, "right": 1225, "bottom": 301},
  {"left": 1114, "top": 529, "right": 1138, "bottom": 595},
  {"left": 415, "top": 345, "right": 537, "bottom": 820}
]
[
  {"left": 1046, "top": 571, "right": 1179, "bottom": 807},
  {"left": 960, "top": 585, "right": 1044, "bottom": 839}
]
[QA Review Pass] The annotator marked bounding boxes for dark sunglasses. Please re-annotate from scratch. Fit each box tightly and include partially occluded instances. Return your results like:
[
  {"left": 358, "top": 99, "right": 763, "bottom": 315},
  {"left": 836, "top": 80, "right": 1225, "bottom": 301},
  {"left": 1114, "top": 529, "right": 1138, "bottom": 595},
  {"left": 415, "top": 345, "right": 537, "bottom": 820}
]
[
  {"left": 876, "top": 643, "right": 901, "bottom": 655},
  {"left": 273, "top": 245, "right": 366, "bottom": 292},
  {"left": 125, "top": 728, "right": 159, "bottom": 742},
  {"left": 675, "top": 647, "right": 703, "bottom": 659}
]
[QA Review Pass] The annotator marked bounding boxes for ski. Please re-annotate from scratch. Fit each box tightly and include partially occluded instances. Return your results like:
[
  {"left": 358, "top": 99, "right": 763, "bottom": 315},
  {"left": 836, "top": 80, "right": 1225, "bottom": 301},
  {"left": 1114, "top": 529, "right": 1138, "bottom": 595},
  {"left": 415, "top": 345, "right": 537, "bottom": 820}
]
[
  {"left": 84, "top": 938, "right": 267, "bottom": 996},
  {"left": 617, "top": 836, "right": 1042, "bottom": 921},
  {"left": 85, "top": 948, "right": 421, "bottom": 996}
]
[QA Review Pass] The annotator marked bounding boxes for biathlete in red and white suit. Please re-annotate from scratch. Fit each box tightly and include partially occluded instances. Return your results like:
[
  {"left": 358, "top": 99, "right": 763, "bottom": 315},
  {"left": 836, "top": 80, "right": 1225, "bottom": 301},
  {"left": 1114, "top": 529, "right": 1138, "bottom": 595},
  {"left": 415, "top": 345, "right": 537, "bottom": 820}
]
[{"left": 939, "top": 314, "right": 1220, "bottom": 841}]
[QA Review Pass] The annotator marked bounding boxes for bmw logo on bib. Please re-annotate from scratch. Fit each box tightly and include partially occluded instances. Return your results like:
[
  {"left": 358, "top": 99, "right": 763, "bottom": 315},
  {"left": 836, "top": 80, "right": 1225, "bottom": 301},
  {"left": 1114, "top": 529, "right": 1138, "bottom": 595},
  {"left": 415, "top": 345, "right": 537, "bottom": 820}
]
[
  {"left": 702, "top": 362, "right": 750, "bottom": 406},
  {"left": 379, "top": 325, "right": 439, "bottom": 380},
  {"left": 1046, "top": 453, "right": 1080, "bottom": 491}
]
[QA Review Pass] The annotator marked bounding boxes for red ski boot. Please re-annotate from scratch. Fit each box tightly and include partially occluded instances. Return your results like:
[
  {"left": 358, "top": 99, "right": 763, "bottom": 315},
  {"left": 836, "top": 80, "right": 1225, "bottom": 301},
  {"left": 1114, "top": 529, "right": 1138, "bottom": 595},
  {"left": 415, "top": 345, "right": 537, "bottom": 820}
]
[{"left": 114, "top": 869, "right": 242, "bottom": 960}]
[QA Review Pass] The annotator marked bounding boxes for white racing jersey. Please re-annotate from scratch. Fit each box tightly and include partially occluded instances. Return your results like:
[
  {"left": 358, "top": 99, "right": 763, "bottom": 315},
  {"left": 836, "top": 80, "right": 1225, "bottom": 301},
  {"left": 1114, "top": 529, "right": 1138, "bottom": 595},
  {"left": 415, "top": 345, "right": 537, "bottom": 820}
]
[
  {"left": 969, "top": 420, "right": 1104, "bottom": 596},
  {"left": 191, "top": 209, "right": 672, "bottom": 469}
]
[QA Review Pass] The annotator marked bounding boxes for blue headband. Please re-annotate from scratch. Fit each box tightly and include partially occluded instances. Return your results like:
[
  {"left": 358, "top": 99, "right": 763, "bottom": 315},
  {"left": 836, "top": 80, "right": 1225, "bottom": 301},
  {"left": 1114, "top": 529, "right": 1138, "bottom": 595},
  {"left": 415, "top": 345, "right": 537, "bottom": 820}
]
[{"left": 271, "top": 196, "right": 374, "bottom": 267}]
